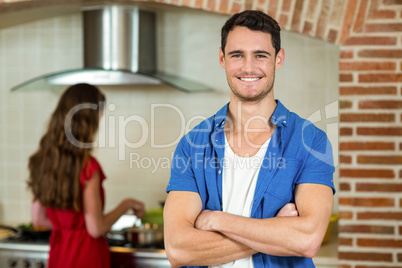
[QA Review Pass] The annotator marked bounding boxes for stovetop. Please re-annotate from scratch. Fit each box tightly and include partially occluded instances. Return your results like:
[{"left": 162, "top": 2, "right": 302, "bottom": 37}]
[
  {"left": 2, "top": 234, "right": 49, "bottom": 244},
  {"left": 0, "top": 234, "right": 169, "bottom": 268},
  {"left": 0, "top": 234, "right": 164, "bottom": 251}
]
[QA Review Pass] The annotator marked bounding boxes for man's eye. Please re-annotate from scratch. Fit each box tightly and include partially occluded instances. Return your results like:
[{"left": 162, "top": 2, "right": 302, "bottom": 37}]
[
  {"left": 256, "top": 54, "right": 267, "bottom": 58},
  {"left": 232, "top": 54, "right": 242, "bottom": 58}
]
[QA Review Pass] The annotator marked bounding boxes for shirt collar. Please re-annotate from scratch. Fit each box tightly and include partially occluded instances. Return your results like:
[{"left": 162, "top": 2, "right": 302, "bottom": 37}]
[
  {"left": 213, "top": 103, "right": 229, "bottom": 130},
  {"left": 270, "top": 100, "right": 289, "bottom": 127},
  {"left": 213, "top": 100, "right": 289, "bottom": 131}
]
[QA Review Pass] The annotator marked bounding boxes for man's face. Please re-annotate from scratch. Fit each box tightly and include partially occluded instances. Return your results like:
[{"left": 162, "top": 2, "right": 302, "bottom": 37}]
[{"left": 219, "top": 26, "right": 284, "bottom": 103}]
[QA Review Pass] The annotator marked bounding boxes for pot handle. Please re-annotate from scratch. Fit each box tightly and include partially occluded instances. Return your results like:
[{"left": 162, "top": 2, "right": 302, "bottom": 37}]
[{"left": 0, "top": 225, "right": 19, "bottom": 233}]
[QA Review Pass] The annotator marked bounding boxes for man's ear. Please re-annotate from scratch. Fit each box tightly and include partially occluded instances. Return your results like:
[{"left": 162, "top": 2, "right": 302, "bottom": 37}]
[
  {"left": 275, "top": 48, "right": 285, "bottom": 70},
  {"left": 219, "top": 47, "right": 226, "bottom": 69}
]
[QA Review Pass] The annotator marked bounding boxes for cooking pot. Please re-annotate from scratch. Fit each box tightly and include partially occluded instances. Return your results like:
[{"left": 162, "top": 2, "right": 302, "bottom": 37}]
[
  {"left": 107, "top": 223, "right": 163, "bottom": 247},
  {"left": 107, "top": 205, "right": 164, "bottom": 247},
  {"left": 124, "top": 223, "right": 163, "bottom": 246}
]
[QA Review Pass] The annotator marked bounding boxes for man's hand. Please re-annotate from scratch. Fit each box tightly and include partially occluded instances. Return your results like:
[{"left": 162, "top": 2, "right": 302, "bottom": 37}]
[
  {"left": 195, "top": 185, "right": 333, "bottom": 258},
  {"left": 276, "top": 203, "right": 298, "bottom": 217},
  {"left": 164, "top": 191, "right": 257, "bottom": 267},
  {"left": 195, "top": 209, "right": 217, "bottom": 231}
]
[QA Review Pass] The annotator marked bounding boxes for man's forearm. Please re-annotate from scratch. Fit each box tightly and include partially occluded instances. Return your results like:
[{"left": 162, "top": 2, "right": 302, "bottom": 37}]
[
  {"left": 196, "top": 185, "right": 334, "bottom": 258},
  {"left": 164, "top": 191, "right": 256, "bottom": 268},
  {"left": 169, "top": 203, "right": 300, "bottom": 266},
  {"left": 210, "top": 212, "right": 318, "bottom": 257},
  {"left": 166, "top": 224, "right": 256, "bottom": 267}
]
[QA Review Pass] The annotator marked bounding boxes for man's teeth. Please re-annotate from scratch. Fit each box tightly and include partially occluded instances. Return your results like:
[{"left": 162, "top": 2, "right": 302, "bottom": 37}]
[{"left": 239, "top": 77, "right": 260, "bottom": 81}]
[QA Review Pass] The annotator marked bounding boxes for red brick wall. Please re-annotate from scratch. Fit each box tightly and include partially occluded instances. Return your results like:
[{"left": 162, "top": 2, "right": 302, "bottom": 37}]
[
  {"left": 337, "top": 0, "right": 402, "bottom": 267},
  {"left": 1, "top": 0, "right": 401, "bottom": 267}
]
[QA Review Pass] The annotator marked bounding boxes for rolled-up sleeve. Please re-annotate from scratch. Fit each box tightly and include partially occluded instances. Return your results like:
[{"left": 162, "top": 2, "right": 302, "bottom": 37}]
[
  {"left": 296, "top": 130, "right": 336, "bottom": 194},
  {"left": 166, "top": 135, "right": 199, "bottom": 193}
]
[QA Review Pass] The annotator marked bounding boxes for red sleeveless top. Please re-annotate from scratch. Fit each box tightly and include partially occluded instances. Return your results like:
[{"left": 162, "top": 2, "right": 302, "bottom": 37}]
[{"left": 46, "top": 156, "right": 110, "bottom": 268}]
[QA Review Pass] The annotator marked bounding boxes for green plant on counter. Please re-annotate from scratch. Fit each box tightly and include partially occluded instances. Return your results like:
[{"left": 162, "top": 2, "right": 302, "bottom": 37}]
[
  {"left": 17, "top": 222, "right": 34, "bottom": 230},
  {"left": 141, "top": 208, "right": 163, "bottom": 226},
  {"left": 17, "top": 222, "right": 50, "bottom": 231}
]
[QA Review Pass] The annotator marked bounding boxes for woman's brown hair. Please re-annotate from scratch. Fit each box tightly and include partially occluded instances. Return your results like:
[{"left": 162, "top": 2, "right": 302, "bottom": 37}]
[{"left": 28, "top": 83, "right": 105, "bottom": 211}]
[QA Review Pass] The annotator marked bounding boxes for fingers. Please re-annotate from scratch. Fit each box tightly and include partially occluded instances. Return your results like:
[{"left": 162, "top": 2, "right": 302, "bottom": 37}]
[
  {"left": 285, "top": 203, "right": 298, "bottom": 216},
  {"left": 289, "top": 208, "right": 298, "bottom": 216},
  {"left": 286, "top": 203, "right": 298, "bottom": 215},
  {"left": 125, "top": 198, "right": 145, "bottom": 218},
  {"left": 276, "top": 203, "right": 299, "bottom": 217},
  {"left": 194, "top": 210, "right": 214, "bottom": 231},
  {"left": 132, "top": 200, "right": 145, "bottom": 218}
]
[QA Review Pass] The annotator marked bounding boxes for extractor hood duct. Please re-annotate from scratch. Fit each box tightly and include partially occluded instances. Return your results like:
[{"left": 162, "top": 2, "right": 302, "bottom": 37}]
[{"left": 11, "top": 5, "right": 211, "bottom": 92}]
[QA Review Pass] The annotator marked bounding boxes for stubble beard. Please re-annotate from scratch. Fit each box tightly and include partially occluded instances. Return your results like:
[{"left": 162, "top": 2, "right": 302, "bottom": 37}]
[{"left": 228, "top": 74, "right": 275, "bottom": 104}]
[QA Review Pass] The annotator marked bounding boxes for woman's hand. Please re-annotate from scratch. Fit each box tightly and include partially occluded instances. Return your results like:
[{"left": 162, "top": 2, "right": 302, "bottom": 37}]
[
  {"left": 124, "top": 198, "right": 145, "bottom": 218},
  {"left": 84, "top": 172, "right": 146, "bottom": 238}
]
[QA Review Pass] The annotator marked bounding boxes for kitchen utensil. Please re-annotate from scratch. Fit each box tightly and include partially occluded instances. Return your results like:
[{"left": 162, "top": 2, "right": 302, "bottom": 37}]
[{"left": 123, "top": 223, "right": 163, "bottom": 247}]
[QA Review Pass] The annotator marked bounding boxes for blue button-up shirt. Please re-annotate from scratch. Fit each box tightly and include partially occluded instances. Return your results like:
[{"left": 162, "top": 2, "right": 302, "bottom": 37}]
[{"left": 167, "top": 100, "right": 335, "bottom": 268}]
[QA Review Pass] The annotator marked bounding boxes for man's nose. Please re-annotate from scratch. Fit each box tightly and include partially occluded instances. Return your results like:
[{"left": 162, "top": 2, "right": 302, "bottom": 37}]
[{"left": 243, "top": 56, "right": 255, "bottom": 73}]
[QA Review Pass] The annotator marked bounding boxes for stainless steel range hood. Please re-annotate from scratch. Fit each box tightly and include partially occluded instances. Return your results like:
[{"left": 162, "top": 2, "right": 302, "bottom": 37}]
[{"left": 11, "top": 5, "right": 211, "bottom": 92}]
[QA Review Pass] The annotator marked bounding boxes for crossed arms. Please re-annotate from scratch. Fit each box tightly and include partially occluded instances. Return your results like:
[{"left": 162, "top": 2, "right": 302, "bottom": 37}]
[{"left": 163, "top": 183, "right": 333, "bottom": 268}]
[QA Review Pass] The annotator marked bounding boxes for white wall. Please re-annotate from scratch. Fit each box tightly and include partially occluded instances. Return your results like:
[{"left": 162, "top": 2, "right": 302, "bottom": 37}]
[
  {"left": 277, "top": 31, "right": 340, "bottom": 212},
  {"left": 0, "top": 7, "right": 338, "bottom": 225}
]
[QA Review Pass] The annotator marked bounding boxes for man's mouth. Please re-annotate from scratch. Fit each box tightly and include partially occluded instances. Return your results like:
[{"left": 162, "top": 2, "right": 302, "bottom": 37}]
[{"left": 238, "top": 77, "right": 261, "bottom": 82}]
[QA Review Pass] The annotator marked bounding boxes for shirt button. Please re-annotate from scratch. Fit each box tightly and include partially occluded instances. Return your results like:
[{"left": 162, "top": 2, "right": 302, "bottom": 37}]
[{"left": 218, "top": 170, "right": 222, "bottom": 174}]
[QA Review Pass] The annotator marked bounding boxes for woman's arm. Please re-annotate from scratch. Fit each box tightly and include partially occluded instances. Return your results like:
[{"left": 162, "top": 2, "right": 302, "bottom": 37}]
[
  {"left": 83, "top": 171, "right": 145, "bottom": 238},
  {"left": 31, "top": 199, "right": 53, "bottom": 229}
]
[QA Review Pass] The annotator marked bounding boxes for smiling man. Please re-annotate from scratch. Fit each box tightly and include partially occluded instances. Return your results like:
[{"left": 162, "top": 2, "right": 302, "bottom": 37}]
[{"left": 164, "top": 10, "right": 335, "bottom": 268}]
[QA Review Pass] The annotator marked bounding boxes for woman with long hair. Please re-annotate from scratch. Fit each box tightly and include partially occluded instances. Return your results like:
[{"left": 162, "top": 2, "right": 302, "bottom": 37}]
[{"left": 28, "top": 83, "right": 145, "bottom": 268}]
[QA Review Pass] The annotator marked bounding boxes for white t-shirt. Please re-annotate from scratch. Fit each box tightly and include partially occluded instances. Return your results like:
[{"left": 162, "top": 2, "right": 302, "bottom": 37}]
[{"left": 210, "top": 136, "right": 270, "bottom": 268}]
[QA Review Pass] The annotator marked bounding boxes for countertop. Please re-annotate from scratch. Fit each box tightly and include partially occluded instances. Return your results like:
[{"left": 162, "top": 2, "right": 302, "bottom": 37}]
[
  {"left": 1, "top": 227, "right": 339, "bottom": 266},
  {"left": 0, "top": 239, "right": 167, "bottom": 256}
]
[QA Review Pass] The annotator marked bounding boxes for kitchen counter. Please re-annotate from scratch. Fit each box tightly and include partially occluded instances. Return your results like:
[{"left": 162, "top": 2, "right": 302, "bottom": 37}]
[
  {"left": 0, "top": 238, "right": 170, "bottom": 268},
  {"left": 1, "top": 229, "right": 338, "bottom": 268},
  {"left": 0, "top": 240, "right": 168, "bottom": 256},
  {"left": 0, "top": 240, "right": 49, "bottom": 251},
  {"left": 109, "top": 247, "right": 170, "bottom": 267}
]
